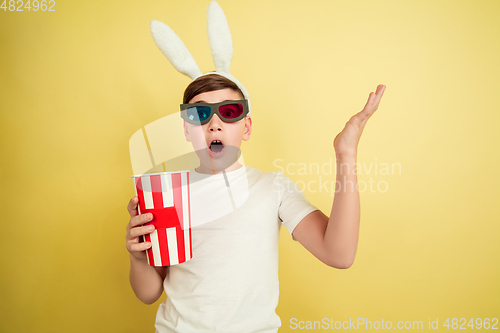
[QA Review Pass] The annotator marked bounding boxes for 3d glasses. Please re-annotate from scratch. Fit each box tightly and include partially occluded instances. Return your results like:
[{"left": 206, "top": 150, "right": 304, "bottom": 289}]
[{"left": 180, "top": 100, "right": 249, "bottom": 125}]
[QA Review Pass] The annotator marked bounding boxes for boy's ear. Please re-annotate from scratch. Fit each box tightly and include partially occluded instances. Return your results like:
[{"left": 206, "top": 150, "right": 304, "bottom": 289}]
[
  {"left": 183, "top": 121, "right": 192, "bottom": 142},
  {"left": 242, "top": 116, "right": 252, "bottom": 141}
]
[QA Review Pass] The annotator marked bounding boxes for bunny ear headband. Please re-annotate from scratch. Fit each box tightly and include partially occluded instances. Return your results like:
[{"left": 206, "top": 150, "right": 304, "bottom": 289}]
[{"left": 150, "top": 0, "right": 251, "bottom": 116}]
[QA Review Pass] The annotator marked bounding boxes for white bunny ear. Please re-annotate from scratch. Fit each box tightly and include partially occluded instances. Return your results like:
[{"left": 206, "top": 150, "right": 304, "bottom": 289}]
[
  {"left": 207, "top": 1, "right": 233, "bottom": 73},
  {"left": 150, "top": 20, "right": 203, "bottom": 80}
]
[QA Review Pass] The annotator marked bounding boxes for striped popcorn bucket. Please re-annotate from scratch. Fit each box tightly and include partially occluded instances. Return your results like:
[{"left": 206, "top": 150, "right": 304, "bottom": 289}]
[{"left": 132, "top": 170, "right": 192, "bottom": 266}]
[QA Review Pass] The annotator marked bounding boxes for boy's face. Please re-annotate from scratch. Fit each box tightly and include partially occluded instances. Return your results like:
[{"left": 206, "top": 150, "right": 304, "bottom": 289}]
[{"left": 183, "top": 88, "right": 252, "bottom": 174}]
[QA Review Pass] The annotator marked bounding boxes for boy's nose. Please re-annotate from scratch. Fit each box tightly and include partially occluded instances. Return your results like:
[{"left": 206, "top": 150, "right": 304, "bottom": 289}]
[{"left": 208, "top": 114, "right": 223, "bottom": 131}]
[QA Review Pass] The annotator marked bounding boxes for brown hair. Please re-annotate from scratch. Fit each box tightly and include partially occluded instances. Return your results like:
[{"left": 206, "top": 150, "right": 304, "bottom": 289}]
[{"left": 183, "top": 74, "right": 244, "bottom": 104}]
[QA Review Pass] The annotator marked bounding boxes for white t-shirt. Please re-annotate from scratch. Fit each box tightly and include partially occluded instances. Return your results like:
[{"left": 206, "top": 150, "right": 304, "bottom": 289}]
[{"left": 155, "top": 165, "right": 319, "bottom": 332}]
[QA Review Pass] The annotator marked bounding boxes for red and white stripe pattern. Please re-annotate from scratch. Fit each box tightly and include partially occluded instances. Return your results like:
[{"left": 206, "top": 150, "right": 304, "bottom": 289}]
[{"left": 133, "top": 171, "right": 192, "bottom": 266}]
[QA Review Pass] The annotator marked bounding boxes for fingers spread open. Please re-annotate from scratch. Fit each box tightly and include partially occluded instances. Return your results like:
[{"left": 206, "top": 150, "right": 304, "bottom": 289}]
[{"left": 357, "top": 85, "right": 386, "bottom": 122}]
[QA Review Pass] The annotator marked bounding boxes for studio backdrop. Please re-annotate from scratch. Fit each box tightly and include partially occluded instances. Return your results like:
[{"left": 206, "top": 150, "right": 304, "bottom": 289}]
[{"left": 1, "top": 0, "right": 499, "bottom": 331}]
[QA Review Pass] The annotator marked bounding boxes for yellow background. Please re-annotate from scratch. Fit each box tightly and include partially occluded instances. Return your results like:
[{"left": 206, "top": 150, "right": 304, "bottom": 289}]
[{"left": 1, "top": 0, "right": 499, "bottom": 331}]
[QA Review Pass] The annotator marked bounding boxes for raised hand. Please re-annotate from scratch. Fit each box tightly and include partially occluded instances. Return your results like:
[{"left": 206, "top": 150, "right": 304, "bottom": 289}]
[{"left": 333, "top": 85, "right": 386, "bottom": 158}]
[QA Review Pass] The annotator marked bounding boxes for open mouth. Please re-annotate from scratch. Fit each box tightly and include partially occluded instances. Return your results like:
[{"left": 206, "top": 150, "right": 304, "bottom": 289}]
[{"left": 209, "top": 140, "right": 224, "bottom": 157}]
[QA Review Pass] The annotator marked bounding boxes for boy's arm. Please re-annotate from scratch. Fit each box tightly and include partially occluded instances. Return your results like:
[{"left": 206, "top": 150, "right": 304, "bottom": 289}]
[
  {"left": 292, "top": 85, "right": 386, "bottom": 269},
  {"left": 129, "top": 254, "right": 167, "bottom": 304},
  {"left": 126, "top": 196, "right": 167, "bottom": 304},
  {"left": 292, "top": 155, "right": 359, "bottom": 269}
]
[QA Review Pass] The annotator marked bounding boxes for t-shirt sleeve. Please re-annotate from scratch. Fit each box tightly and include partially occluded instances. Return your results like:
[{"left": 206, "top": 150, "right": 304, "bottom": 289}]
[{"left": 275, "top": 172, "right": 320, "bottom": 241}]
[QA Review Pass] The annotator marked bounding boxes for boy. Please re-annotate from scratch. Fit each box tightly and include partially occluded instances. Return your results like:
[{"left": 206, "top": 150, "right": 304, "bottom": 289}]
[
  {"left": 126, "top": 74, "right": 386, "bottom": 332},
  {"left": 126, "top": 1, "right": 386, "bottom": 331}
]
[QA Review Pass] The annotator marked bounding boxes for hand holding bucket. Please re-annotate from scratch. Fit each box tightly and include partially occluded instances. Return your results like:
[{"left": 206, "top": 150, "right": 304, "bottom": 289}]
[{"left": 133, "top": 171, "right": 192, "bottom": 266}]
